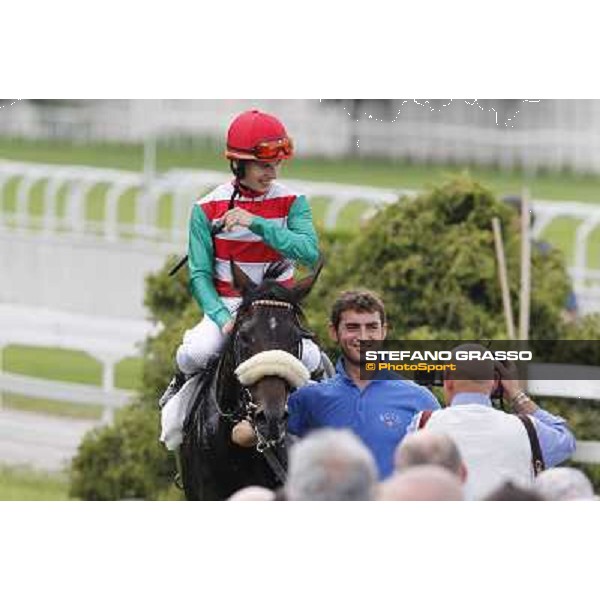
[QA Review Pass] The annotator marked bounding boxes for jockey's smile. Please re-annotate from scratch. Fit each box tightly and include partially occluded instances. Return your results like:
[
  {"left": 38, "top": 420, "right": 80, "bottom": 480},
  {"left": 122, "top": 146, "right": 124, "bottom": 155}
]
[{"left": 241, "top": 160, "right": 282, "bottom": 194}]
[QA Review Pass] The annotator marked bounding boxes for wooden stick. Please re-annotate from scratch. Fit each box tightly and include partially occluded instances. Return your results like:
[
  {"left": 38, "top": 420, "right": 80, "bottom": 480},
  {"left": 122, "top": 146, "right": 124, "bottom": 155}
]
[
  {"left": 492, "top": 217, "right": 516, "bottom": 340},
  {"left": 519, "top": 188, "right": 531, "bottom": 340}
]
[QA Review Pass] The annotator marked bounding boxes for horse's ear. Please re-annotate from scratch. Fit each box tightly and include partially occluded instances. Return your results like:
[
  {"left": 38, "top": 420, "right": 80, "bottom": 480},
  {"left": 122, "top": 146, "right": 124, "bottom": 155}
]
[
  {"left": 230, "top": 259, "right": 256, "bottom": 294},
  {"left": 291, "top": 254, "right": 324, "bottom": 303},
  {"left": 264, "top": 259, "right": 293, "bottom": 281}
]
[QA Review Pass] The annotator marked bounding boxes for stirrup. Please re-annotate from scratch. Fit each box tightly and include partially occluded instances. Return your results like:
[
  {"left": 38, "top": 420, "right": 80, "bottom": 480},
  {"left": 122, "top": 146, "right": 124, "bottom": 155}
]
[{"left": 173, "top": 450, "right": 185, "bottom": 490}]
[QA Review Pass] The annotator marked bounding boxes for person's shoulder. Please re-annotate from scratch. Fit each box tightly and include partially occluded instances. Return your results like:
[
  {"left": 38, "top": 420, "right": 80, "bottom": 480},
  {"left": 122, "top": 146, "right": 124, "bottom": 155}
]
[
  {"left": 386, "top": 378, "right": 440, "bottom": 403},
  {"left": 290, "top": 377, "right": 341, "bottom": 401},
  {"left": 196, "top": 181, "right": 233, "bottom": 205},
  {"left": 385, "top": 377, "right": 424, "bottom": 391}
]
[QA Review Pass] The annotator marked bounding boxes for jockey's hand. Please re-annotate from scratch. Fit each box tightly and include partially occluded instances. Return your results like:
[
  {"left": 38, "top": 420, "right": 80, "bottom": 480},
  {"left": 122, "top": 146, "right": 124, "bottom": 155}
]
[
  {"left": 221, "top": 320, "right": 235, "bottom": 336},
  {"left": 223, "top": 208, "right": 254, "bottom": 231},
  {"left": 231, "top": 420, "right": 257, "bottom": 448}
]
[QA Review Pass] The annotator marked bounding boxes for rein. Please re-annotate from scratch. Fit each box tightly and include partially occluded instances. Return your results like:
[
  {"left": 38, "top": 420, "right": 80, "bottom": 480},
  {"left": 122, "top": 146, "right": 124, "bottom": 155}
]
[{"left": 168, "top": 182, "right": 241, "bottom": 276}]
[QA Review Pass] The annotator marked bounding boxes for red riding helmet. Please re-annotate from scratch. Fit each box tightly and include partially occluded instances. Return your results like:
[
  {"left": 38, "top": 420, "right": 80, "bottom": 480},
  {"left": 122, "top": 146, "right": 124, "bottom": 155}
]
[{"left": 225, "top": 109, "right": 294, "bottom": 161}]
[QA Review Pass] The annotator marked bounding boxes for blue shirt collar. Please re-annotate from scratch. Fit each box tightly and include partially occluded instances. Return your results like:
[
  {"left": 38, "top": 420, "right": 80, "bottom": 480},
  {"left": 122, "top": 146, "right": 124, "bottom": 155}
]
[
  {"left": 451, "top": 392, "right": 492, "bottom": 407},
  {"left": 335, "top": 357, "right": 397, "bottom": 384},
  {"left": 335, "top": 358, "right": 353, "bottom": 384}
]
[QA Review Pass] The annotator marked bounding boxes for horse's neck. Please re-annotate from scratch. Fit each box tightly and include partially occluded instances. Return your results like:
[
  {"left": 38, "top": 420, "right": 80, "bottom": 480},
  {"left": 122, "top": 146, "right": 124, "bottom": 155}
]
[{"left": 216, "top": 347, "right": 242, "bottom": 412}]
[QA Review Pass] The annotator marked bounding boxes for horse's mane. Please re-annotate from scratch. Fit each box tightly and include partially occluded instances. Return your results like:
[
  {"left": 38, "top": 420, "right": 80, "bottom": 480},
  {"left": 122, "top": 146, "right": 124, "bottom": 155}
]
[{"left": 235, "top": 261, "right": 306, "bottom": 316}]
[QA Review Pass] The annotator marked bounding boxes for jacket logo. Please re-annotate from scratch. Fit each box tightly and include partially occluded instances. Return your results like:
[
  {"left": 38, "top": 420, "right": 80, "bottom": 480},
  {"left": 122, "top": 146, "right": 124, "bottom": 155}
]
[{"left": 380, "top": 412, "right": 401, "bottom": 428}]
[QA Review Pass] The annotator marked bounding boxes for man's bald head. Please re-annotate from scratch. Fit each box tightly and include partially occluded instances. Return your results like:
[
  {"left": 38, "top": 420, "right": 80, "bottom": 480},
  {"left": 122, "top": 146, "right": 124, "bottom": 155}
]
[
  {"left": 394, "top": 430, "right": 467, "bottom": 483},
  {"left": 378, "top": 465, "right": 465, "bottom": 501}
]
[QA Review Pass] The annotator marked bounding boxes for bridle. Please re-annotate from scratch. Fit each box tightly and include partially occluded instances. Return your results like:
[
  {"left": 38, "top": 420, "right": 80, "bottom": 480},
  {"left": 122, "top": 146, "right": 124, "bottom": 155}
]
[
  {"left": 232, "top": 299, "right": 302, "bottom": 365},
  {"left": 214, "top": 298, "right": 301, "bottom": 483}
]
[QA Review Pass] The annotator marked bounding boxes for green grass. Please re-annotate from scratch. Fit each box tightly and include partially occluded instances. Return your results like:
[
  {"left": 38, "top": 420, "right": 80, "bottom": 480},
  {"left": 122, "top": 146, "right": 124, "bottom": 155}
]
[
  {"left": 2, "top": 345, "right": 142, "bottom": 390},
  {"left": 0, "top": 466, "right": 70, "bottom": 500},
  {"left": 4, "top": 345, "right": 102, "bottom": 385},
  {"left": 2, "top": 137, "right": 600, "bottom": 203},
  {"left": 115, "top": 357, "right": 142, "bottom": 391},
  {"left": 0, "top": 345, "right": 141, "bottom": 419},
  {"left": 1, "top": 393, "right": 103, "bottom": 420}
]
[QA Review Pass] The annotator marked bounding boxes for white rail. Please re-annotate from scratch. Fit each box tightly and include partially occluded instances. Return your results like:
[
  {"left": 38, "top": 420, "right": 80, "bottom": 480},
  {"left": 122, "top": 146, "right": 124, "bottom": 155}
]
[
  {"left": 2, "top": 160, "right": 599, "bottom": 313},
  {"left": 0, "top": 305, "right": 156, "bottom": 422},
  {"left": 572, "top": 442, "right": 600, "bottom": 464},
  {"left": 527, "top": 366, "right": 600, "bottom": 464},
  {"left": 528, "top": 365, "right": 600, "bottom": 402},
  {"left": 0, "top": 372, "right": 132, "bottom": 422}
]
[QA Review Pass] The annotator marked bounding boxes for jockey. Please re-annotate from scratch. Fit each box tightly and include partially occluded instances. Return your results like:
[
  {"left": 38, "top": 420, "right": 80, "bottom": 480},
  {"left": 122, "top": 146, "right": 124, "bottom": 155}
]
[{"left": 159, "top": 109, "right": 322, "bottom": 407}]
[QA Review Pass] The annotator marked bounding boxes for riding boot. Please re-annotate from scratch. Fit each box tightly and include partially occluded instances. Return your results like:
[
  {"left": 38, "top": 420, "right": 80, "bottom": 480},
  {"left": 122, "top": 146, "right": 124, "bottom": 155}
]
[{"left": 158, "top": 368, "right": 188, "bottom": 409}]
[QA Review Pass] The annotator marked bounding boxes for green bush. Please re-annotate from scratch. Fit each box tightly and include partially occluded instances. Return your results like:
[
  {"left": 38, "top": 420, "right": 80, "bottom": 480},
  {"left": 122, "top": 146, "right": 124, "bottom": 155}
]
[
  {"left": 305, "top": 175, "right": 574, "bottom": 357},
  {"left": 69, "top": 404, "right": 176, "bottom": 500}
]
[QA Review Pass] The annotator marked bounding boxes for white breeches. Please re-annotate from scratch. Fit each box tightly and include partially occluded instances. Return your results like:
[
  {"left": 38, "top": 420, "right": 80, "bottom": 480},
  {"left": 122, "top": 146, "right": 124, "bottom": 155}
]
[{"left": 176, "top": 297, "right": 322, "bottom": 376}]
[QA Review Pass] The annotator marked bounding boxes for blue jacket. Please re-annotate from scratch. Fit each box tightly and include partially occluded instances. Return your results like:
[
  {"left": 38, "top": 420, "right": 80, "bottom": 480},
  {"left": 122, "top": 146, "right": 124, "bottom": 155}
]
[{"left": 287, "top": 359, "right": 441, "bottom": 479}]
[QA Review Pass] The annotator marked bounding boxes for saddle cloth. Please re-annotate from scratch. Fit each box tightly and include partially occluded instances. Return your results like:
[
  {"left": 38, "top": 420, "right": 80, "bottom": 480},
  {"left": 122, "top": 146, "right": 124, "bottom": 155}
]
[{"left": 160, "top": 375, "right": 202, "bottom": 451}]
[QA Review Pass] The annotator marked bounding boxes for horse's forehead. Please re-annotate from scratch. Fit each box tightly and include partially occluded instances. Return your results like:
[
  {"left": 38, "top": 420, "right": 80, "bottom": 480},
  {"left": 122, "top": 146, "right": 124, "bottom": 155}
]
[{"left": 248, "top": 306, "right": 294, "bottom": 328}]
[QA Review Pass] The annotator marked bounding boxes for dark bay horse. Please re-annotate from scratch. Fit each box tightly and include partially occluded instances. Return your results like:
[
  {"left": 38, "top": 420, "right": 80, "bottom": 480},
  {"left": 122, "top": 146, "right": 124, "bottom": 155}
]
[{"left": 179, "top": 260, "right": 323, "bottom": 500}]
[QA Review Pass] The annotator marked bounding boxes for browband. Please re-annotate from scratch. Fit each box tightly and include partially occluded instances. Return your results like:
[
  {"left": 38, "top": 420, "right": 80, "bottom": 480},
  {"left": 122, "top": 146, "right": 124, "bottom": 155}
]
[{"left": 251, "top": 300, "right": 293, "bottom": 309}]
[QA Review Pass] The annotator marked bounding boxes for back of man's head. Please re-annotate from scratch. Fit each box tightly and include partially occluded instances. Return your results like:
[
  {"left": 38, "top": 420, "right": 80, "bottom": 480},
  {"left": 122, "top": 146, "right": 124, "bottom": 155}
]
[
  {"left": 533, "top": 467, "right": 596, "bottom": 501},
  {"left": 394, "top": 430, "right": 467, "bottom": 483},
  {"left": 444, "top": 343, "right": 495, "bottom": 399},
  {"left": 378, "top": 465, "right": 464, "bottom": 501},
  {"left": 286, "top": 429, "right": 378, "bottom": 501}
]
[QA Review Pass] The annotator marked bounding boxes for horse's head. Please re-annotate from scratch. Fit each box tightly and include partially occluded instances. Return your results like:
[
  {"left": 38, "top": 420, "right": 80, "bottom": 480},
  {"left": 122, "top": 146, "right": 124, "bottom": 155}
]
[{"left": 229, "top": 258, "right": 322, "bottom": 447}]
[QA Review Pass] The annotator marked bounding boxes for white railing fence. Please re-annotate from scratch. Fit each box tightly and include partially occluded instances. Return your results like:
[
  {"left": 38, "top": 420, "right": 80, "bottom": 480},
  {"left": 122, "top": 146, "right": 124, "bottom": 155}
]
[
  {"left": 529, "top": 365, "right": 600, "bottom": 464},
  {"left": 2, "top": 160, "right": 599, "bottom": 315},
  {"left": 0, "top": 305, "right": 157, "bottom": 422},
  {"left": 0, "top": 371, "right": 133, "bottom": 424}
]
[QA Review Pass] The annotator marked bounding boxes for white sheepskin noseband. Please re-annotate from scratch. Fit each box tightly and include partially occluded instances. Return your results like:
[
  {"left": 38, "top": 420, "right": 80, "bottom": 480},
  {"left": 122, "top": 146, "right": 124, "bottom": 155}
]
[{"left": 235, "top": 350, "right": 310, "bottom": 389}]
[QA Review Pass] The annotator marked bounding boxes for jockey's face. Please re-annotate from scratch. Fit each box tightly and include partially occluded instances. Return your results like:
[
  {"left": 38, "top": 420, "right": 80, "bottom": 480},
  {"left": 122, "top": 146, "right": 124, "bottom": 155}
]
[
  {"left": 329, "top": 309, "right": 387, "bottom": 367},
  {"left": 241, "top": 160, "right": 282, "bottom": 194}
]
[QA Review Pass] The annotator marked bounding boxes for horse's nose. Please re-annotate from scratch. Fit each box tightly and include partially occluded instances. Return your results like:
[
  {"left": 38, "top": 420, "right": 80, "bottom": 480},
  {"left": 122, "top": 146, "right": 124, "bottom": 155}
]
[{"left": 255, "top": 410, "right": 285, "bottom": 443}]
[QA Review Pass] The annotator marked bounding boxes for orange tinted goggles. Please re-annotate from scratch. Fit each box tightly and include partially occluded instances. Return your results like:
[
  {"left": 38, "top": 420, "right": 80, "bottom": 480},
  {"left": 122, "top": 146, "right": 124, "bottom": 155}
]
[{"left": 253, "top": 137, "right": 294, "bottom": 160}]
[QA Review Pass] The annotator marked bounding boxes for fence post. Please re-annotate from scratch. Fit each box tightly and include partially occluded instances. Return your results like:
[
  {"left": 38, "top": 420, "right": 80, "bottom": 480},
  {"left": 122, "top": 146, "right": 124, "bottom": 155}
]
[
  {"left": 0, "top": 343, "right": 4, "bottom": 410},
  {"left": 100, "top": 357, "right": 116, "bottom": 425},
  {"left": 519, "top": 188, "right": 531, "bottom": 340}
]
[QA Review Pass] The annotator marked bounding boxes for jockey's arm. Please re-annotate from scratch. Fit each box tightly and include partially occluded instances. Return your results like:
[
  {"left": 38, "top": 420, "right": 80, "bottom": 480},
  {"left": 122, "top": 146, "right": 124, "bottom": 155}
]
[
  {"left": 188, "top": 205, "right": 233, "bottom": 329},
  {"left": 248, "top": 195, "right": 320, "bottom": 268}
]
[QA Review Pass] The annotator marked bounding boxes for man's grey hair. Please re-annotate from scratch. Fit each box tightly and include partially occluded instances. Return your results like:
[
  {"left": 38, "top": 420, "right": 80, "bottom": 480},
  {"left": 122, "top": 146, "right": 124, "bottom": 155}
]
[
  {"left": 533, "top": 467, "right": 597, "bottom": 501},
  {"left": 286, "top": 429, "right": 378, "bottom": 501},
  {"left": 395, "top": 430, "right": 464, "bottom": 478}
]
